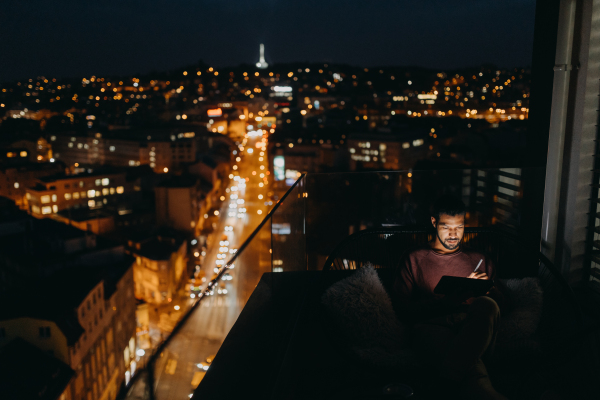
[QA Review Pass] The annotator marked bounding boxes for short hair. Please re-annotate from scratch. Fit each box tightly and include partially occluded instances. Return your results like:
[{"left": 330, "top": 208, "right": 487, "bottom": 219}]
[{"left": 432, "top": 195, "right": 466, "bottom": 222}]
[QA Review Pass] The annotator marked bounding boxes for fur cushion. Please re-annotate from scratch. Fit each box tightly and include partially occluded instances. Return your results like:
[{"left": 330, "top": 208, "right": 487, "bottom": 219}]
[
  {"left": 321, "top": 264, "right": 415, "bottom": 367},
  {"left": 497, "top": 277, "right": 543, "bottom": 343}
]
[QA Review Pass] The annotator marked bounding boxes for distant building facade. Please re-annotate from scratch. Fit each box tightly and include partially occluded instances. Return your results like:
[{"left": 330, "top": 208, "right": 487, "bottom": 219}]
[
  {"left": 129, "top": 231, "right": 188, "bottom": 304},
  {"left": 0, "top": 161, "right": 64, "bottom": 209},
  {"left": 49, "top": 132, "right": 198, "bottom": 173},
  {"left": 0, "top": 215, "right": 137, "bottom": 400},
  {"left": 25, "top": 170, "right": 131, "bottom": 218}
]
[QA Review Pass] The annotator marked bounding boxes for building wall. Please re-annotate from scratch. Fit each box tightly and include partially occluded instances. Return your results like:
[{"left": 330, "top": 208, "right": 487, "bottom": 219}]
[
  {"left": 132, "top": 241, "right": 187, "bottom": 304},
  {"left": 50, "top": 133, "right": 197, "bottom": 173},
  {"left": 69, "top": 265, "right": 136, "bottom": 400},
  {"left": 0, "top": 318, "right": 69, "bottom": 364},
  {"left": 0, "top": 263, "right": 136, "bottom": 400},
  {"left": 347, "top": 138, "right": 428, "bottom": 170},
  {"left": 0, "top": 162, "right": 63, "bottom": 209},
  {"left": 155, "top": 186, "right": 195, "bottom": 232},
  {"left": 133, "top": 257, "right": 168, "bottom": 304},
  {"left": 25, "top": 173, "right": 128, "bottom": 218},
  {"left": 50, "top": 135, "right": 142, "bottom": 168},
  {"left": 54, "top": 214, "right": 115, "bottom": 235}
]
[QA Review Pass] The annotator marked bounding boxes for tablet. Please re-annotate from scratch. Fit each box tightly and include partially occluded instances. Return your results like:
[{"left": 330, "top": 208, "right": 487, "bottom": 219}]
[{"left": 433, "top": 275, "right": 494, "bottom": 297}]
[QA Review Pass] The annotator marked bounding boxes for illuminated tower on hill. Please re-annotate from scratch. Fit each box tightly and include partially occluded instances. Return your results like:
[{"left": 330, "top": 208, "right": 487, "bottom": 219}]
[{"left": 256, "top": 43, "right": 268, "bottom": 69}]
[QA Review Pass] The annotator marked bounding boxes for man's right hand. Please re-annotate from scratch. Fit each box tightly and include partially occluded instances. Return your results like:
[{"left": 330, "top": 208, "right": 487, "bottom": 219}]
[{"left": 467, "top": 271, "right": 489, "bottom": 280}]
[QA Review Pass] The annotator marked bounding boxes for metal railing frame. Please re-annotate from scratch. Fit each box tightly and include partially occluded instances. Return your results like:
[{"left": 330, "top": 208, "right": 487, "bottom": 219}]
[{"left": 144, "top": 174, "right": 306, "bottom": 400}]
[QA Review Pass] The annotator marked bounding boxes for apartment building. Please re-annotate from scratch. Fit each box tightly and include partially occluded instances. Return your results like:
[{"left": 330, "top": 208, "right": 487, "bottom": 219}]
[
  {"left": 0, "top": 214, "right": 137, "bottom": 400},
  {"left": 50, "top": 131, "right": 198, "bottom": 173},
  {"left": 154, "top": 175, "right": 214, "bottom": 235},
  {"left": 0, "top": 161, "right": 64, "bottom": 209},
  {"left": 129, "top": 231, "right": 188, "bottom": 304},
  {"left": 25, "top": 170, "right": 131, "bottom": 218}
]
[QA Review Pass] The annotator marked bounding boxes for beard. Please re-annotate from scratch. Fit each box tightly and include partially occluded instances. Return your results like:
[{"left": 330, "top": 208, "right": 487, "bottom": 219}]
[{"left": 437, "top": 231, "right": 461, "bottom": 250}]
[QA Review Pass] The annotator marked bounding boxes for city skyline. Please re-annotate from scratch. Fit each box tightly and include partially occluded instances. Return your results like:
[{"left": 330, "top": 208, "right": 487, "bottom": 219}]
[{"left": 0, "top": 0, "right": 536, "bottom": 83}]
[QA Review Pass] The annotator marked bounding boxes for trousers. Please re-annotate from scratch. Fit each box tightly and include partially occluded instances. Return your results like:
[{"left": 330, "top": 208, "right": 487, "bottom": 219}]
[{"left": 412, "top": 296, "right": 507, "bottom": 399}]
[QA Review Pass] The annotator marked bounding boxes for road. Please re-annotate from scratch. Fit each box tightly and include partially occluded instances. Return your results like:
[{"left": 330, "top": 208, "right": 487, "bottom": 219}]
[{"left": 151, "top": 133, "right": 273, "bottom": 400}]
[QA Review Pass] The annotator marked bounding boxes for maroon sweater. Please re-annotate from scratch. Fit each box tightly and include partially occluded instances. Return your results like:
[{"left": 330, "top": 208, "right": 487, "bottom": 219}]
[{"left": 393, "top": 245, "right": 497, "bottom": 321}]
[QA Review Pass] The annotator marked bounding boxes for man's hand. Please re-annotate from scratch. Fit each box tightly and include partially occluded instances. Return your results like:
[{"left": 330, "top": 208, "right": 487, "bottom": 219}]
[{"left": 467, "top": 271, "right": 489, "bottom": 280}]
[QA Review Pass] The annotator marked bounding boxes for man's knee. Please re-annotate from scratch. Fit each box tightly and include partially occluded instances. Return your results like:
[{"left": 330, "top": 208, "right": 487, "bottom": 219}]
[{"left": 468, "top": 296, "right": 500, "bottom": 321}]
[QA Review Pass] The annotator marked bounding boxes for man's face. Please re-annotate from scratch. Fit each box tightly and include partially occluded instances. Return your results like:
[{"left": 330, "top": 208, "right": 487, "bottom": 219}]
[{"left": 431, "top": 213, "right": 465, "bottom": 250}]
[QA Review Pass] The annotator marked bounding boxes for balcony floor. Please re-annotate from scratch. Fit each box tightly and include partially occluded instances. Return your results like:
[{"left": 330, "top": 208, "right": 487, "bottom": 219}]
[{"left": 195, "top": 271, "right": 600, "bottom": 399}]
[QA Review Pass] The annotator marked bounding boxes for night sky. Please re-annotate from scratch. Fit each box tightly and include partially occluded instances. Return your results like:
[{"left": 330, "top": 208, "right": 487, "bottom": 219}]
[{"left": 1, "top": 0, "right": 536, "bottom": 82}]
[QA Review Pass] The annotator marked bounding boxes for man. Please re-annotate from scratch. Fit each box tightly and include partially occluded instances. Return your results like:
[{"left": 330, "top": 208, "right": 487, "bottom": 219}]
[{"left": 393, "top": 195, "right": 507, "bottom": 400}]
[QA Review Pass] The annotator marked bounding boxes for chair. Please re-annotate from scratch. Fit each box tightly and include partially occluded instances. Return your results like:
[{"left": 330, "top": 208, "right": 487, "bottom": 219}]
[{"left": 321, "top": 226, "right": 584, "bottom": 398}]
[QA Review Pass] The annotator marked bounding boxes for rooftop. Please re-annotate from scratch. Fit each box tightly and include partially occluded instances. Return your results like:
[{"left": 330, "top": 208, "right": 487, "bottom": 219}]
[
  {"left": 0, "top": 338, "right": 74, "bottom": 400},
  {"left": 0, "top": 255, "right": 134, "bottom": 344}
]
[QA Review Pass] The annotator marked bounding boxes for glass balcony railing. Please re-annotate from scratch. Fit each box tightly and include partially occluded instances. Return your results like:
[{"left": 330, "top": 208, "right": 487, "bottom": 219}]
[{"left": 140, "top": 167, "right": 546, "bottom": 400}]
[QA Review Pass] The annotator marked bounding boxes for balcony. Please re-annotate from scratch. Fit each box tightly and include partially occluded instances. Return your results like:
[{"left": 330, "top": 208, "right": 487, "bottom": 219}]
[{"left": 130, "top": 168, "right": 595, "bottom": 400}]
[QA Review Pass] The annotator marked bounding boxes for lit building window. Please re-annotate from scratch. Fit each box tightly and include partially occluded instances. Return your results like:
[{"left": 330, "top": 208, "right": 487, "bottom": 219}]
[
  {"left": 402, "top": 142, "right": 410, "bottom": 149},
  {"left": 52, "top": 205, "right": 58, "bottom": 213},
  {"left": 379, "top": 144, "right": 387, "bottom": 151},
  {"left": 95, "top": 179, "right": 101, "bottom": 186},
  {"left": 20, "top": 151, "right": 27, "bottom": 157},
  {"left": 102, "top": 178, "right": 109, "bottom": 186},
  {"left": 42, "top": 206, "right": 52, "bottom": 215},
  {"left": 41, "top": 195, "right": 50, "bottom": 204},
  {"left": 88, "top": 200, "right": 95, "bottom": 207},
  {"left": 51, "top": 194, "right": 57, "bottom": 202},
  {"left": 32, "top": 205, "right": 40, "bottom": 214},
  {"left": 116, "top": 186, "right": 124, "bottom": 194},
  {"left": 81, "top": 191, "right": 87, "bottom": 198},
  {"left": 73, "top": 192, "right": 80, "bottom": 199},
  {"left": 26, "top": 193, "right": 31, "bottom": 200},
  {"left": 77, "top": 143, "right": 83, "bottom": 149},
  {"left": 412, "top": 139, "right": 424, "bottom": 147},
  {"left": 129, "top": 160, "right": 136, "bottom": 166},
  {"left": 109, "top": 187, "right": 115, "bottom": 195},
  {"left": 102, "top": 188, "right": 109, "bottom": 196},
  {"left": 109, "top": 146, "right": 115, "bottom": 152},
  {"left": 13, "top": 182, "right": 19, "bottom": 189},
  {"left": 68, "top": 142, "right": 74, "bottom": 148},
  {"left": 79, "top": 181, "right": 84, "bottom": 188},
  {"left": 88, "top": 190, "right": 95, "bottom": 198},
  {"left": 65, "top": 193, "right": 72, "bottom": 200}
]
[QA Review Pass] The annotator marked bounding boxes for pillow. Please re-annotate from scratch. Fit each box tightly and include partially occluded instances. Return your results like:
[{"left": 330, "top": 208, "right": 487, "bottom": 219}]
[
  {"left": 321, "top": 264, "right": 415, "bottom": 367},
  {"left": 496, "top": 277, "right": 543, "bottom": 343}
]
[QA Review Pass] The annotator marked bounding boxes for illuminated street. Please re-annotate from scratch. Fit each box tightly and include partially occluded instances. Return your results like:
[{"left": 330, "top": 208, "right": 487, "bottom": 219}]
[{"left": 149, "top": 132, "right": 273, "bottom": 400}]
